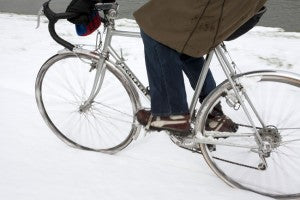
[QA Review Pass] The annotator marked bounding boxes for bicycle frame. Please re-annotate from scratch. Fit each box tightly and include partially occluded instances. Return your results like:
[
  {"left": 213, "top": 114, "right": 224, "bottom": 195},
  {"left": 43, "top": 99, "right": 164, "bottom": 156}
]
[{"left": 75, "top": 8, "right": 269, "bottom": 162}]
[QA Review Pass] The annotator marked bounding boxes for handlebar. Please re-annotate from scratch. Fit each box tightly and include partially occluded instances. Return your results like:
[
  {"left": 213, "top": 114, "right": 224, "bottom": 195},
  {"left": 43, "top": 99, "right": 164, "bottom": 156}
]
[
  {"left": 43, "top": 0, "right": 79, "bottom": 50},
  {"left": 42, "top": 0, "right": 118, "bottom": 50}
]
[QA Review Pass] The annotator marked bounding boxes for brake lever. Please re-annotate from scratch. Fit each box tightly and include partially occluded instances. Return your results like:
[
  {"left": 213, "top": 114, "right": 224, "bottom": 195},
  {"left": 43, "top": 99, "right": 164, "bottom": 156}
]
[{"left": 36, "top": 6, "right": 44, "bottom": 29}]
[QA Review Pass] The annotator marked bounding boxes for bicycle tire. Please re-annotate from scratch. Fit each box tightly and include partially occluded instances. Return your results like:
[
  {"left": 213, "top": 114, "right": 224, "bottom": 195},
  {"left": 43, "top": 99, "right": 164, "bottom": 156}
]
[
  {"left": 35, "top": 52, "right": 141, "bottom": 154},
  {"left": 195, "top": 70, "right": 300, "bottom": 198}
]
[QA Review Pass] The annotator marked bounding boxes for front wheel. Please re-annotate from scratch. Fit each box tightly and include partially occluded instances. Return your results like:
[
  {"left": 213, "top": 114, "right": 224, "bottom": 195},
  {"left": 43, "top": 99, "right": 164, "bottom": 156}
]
[
  {"left": 35, "top": 52, "right": 141, "bottom": 154},
  {"left": 195, "top": 71, "right": 300, "bottom": 198}
]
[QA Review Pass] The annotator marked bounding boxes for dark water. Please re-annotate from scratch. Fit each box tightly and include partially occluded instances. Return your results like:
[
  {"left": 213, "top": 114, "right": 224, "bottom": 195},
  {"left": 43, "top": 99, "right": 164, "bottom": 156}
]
[{"left": 0, "top": 0, "right": 299, "bottom": 32}]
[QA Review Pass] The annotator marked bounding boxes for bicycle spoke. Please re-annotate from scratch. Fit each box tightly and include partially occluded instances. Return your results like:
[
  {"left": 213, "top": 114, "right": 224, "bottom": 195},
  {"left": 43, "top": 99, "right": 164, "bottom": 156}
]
[
  {"left": 90, "top": 111, "right": 122, "bottom": 143},
  {"left": 92, "top": 107, "right": 133, "bottom": 124},
  {"left": 94, "top": 101, "right": 133, "bottom": 118},
  {"left": 278, "top": 128, "right": 300, "bottom": 130}
]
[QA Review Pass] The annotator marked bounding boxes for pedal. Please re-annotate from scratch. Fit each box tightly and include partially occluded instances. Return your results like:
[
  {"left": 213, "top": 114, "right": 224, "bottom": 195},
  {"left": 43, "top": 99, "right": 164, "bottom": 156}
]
[
  {"left": 169, "top": 129, "right": 194, "bottom": 138},
  {"left": 207, "top": 144, "right": 216, "bottom": 152},
  {"left": 169, "top": 133, "right": 216, "bottom": 153}
]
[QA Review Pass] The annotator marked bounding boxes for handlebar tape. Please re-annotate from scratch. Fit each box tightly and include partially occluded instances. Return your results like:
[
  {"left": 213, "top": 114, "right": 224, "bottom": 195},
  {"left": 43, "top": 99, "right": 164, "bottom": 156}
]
[{"left": 43, "top": 1, "right": 79, "bottom": 50}]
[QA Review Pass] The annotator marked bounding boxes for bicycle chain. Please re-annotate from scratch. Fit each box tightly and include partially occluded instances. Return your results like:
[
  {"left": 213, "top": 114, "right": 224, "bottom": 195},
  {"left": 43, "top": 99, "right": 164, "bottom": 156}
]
[
  {"left": 177, "top": 145, "right": 260, "bottom": 170},
  {"left": 170, "top": 123, "right": 262, "bottom": 171},
  {"left": 236, "top": 123, "right": 263, "bottom": 130},
  {"left": 197, "top": 122, "right": 262, "bottom": 170}
]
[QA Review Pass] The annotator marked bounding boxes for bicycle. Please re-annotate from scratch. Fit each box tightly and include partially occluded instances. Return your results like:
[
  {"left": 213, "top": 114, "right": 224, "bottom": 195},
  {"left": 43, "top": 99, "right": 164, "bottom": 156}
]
[{"left": 35, "top": 0, "right": 300, "bottom": 198}]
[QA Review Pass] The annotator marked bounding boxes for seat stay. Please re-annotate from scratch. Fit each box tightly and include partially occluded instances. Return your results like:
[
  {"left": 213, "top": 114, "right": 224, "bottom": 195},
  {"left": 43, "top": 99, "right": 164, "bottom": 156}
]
[{"left": 214, "top": 45, "right": 266, "bottom": 149}]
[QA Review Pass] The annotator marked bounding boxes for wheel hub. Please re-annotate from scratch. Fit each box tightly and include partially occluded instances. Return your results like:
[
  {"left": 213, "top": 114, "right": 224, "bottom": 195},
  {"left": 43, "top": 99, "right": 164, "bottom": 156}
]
[
  {"left": 79, "top": 101, "right": 93, "bottom": 113},
  {"left": 258, "top": 125, "right": 282, "bottom": 149}
]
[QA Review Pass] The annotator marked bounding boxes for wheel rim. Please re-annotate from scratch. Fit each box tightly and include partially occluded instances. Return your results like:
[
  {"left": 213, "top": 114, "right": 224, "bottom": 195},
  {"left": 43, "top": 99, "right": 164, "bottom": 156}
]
[
  {"left": 36, "top": 54, "right": 138, "bottom": 152},
  {"left": 197, "top": 74, "right": 300, "bottom": 198}
]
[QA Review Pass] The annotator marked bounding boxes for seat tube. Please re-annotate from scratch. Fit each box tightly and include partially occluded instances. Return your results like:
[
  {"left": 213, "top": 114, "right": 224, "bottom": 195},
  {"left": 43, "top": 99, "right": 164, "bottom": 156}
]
[{"left": 189, "top": 51, "right": 214, "bottom": 117}]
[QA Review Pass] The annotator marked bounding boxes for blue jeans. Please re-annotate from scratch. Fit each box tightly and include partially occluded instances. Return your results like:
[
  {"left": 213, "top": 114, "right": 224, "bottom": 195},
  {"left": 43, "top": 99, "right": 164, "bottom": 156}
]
[{"left": 141, "top": 30, "right": 216, "bottom": 116}]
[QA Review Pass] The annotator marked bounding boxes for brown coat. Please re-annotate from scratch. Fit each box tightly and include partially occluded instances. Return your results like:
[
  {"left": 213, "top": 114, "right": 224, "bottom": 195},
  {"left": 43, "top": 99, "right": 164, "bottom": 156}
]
[{"left": 134, "top": 0, "right": 266, "bottom": 57}]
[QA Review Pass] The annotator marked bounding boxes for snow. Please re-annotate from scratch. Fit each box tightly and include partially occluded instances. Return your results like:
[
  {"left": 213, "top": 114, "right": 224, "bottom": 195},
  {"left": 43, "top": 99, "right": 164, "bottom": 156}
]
[{"left": 0, "top": 12, "right": 299, "bottom": 200}]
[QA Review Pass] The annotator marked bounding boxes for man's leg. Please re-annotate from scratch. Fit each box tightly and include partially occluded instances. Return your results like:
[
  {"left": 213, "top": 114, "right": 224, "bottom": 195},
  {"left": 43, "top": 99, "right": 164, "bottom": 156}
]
[
  {"left": 140, "top": 30, "right": 189, "bottom": 116},
  {"left": 138, "top": 30, "right": 191, "bottom": 134},
  {"left": 180, "top": 54, "right": 238, "bottom": 133},
  {"left": 180, "top": 54, "right": 216, "bottom": 102}
]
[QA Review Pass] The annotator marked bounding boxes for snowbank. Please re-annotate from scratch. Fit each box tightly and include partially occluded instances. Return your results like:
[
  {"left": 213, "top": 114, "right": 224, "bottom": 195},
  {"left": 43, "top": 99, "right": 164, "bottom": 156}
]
[{"left": 1, "top": 13, "right": 300, "bottom": 200}]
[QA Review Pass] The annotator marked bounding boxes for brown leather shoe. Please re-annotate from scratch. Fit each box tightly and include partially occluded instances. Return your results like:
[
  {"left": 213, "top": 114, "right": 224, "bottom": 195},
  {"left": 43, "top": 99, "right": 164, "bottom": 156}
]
[
  {"left": 205, "top": 104, "right": 238, "bottom": 133},
  {"left": 136, "top": 109, "right": 191, "bottom": 135},
  {"left": 205, "top": 114, "right": 238, "bottom": 132}
]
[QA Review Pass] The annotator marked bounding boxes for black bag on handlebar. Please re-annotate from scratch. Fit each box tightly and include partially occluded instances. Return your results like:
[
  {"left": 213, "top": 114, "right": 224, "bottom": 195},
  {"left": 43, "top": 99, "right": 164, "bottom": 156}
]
[
  {"left": 66, "top": 0, "right": 116, "bottom": 25},
  {"left": 66, "top": 0, "right": 97, "bottom": 25},
  {"left": 66, "top": 0, "right": 101, "bottom": 36}
]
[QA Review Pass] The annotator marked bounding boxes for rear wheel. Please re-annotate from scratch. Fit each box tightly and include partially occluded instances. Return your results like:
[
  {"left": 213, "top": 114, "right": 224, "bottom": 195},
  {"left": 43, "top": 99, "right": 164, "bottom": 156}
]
[
  {"left": 35, "top": 52, "right": 141, "bottom": 154},
  {"left": 195, "top": 71, "right": 300, "bottom": 198}
]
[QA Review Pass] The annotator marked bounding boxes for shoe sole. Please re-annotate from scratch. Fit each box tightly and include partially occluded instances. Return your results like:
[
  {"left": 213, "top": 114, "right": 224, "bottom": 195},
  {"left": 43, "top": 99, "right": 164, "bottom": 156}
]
[{"left": 145, "top": 125, "right": 192, "bottom": 137}]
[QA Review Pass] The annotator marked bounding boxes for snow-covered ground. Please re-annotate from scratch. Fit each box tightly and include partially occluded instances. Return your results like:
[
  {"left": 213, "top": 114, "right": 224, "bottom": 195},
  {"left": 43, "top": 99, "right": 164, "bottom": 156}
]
[{"left": 0, "top": 13, "right": 299, "bottom": 200}]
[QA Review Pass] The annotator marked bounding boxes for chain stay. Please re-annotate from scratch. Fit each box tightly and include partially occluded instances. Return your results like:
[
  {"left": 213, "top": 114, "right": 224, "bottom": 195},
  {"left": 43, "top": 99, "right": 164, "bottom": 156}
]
[{"left": 176, "top": 143, "right": 260, "bottom": 170}]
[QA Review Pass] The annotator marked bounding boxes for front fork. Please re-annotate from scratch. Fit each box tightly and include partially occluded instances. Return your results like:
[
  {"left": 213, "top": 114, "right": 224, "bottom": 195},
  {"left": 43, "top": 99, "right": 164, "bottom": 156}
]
[
  {"left": 79, "top": 26, "right": 114, "bottom": 112},
  {"left": 79, "top": 53, "right": 108, "bottom": 112}
]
